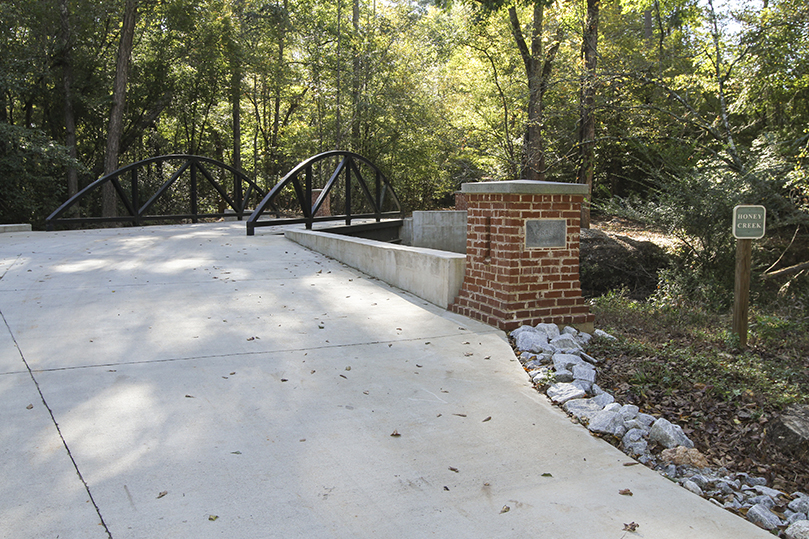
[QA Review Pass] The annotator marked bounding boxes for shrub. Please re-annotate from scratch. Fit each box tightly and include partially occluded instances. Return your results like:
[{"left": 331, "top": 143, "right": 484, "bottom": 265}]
[
  {"left": 0, "top": 122, "right": 82, "bottom": 228},
  {"left": 598, "top": 144, "right": 809, "bottom": 311}
]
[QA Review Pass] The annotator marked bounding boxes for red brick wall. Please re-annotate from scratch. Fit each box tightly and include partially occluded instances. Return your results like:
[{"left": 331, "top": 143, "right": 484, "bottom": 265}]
[
  {"left": 454, "top": 191, "right": 468, "bottom": 211},
  {"left": 450, "top": 192, "right": 594, "bottom": 332}
]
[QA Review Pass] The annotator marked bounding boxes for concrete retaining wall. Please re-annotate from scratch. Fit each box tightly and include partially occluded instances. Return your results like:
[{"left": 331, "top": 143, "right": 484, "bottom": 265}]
[
  {"left": 285, "top": 229, "right": 466, "bottom": 309},
  {"left": 0, "top": 224, "right": 32, "bottom": 234},
  {"left": 401, "top": 211, "right": 467, "bottom": 254}
]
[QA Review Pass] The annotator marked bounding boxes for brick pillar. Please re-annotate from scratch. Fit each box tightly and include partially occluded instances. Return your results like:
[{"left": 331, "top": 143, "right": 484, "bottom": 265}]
[
  {"left": 454, "top": 191, "right": 468, "bottom": 211},
  {"left": 312, "top": 189, "right": 331, "bottom": 217},
  {"left": 450, "top": 180, "right": 594, "bottom": 333}
]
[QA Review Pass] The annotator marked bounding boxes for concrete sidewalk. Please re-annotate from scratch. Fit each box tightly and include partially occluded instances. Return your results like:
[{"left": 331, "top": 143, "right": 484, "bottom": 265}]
[{"left": 0, "top": 223, "right": 770, "bottom": 539}]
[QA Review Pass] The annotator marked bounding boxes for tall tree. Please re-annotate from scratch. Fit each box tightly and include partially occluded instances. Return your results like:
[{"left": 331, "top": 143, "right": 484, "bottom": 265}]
[
  {"left": 577, "top": 0, "right": 600, "bottom": 227},
  {"left": 471, "top": 1, "right": 560, "bottom": 180},
  {"left": 510, "top": 2, "right": 560, "bottom": 180},
  {"left": 59, "top": 0, "right": 79, "bottom": 200},
  {"left": 102, "top": 0, "right": 138, "bottom": 217}
]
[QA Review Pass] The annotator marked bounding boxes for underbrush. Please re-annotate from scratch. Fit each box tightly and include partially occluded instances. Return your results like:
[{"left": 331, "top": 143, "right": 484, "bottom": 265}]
[
  {"left": 588, "top": 289, "right": 809, "bottom": 491},
  {"left": 590, "top": 289, "right": 809, "bottom": 410}
]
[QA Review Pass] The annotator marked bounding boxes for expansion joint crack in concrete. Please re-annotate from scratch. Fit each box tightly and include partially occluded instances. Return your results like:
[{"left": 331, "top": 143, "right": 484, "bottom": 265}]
[
  {"left": 0, "top": 254, "right": 22, "bottom": 281},
  {"left": 0, "top": 309, "right": 114, "bottom": 539},
  {"left": 27, "top": 330, "right": 504, "bottom": 373}
]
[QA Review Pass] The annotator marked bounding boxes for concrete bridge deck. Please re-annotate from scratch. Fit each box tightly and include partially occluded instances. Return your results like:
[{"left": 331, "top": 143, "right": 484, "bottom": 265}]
[{"left": 0, "top": 223, "right": 770, "bottom": 538}]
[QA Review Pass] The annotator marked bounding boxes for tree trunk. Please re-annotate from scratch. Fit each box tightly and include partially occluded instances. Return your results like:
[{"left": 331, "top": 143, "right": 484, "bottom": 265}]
[
  {"left": 643, "top": 9, "right": 652, "bottom": 42},
  {"left": 59, "top": 0, "right": 78, "bottom": 201},
  {"left": 509, "top": 3, "right": 559, "bottom": 181},
  {"left": 102, "top": 0, "right": 137, "bottom": 218},
  {"left": 232, "top": 65, "right": 242, "bottom": 208},
  {"left": 578, "top": 0, "right": 599, "bottom": 229},
  {"left": 335, "top": 0, "right": 342, "bottom": 150},
  {"left": 352, "top": 0, "right": 361, "bottom": 152},
  {"left": 271, "top": 0, "right": 286, "bottom": 158},
  {"left": 707, "top": 0, "right": 744, "bottom": 174},
  {"left": 230, "top": 2, "right": 243, "bottom": 209}
]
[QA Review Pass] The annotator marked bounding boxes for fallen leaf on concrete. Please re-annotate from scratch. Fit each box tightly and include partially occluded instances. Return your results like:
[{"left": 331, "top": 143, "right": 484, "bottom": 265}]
[
  {"left": 339, "top": 374, "right": 347, "bottom": 379},
  {"left": 500, "top": 505, "right": 510, "bottom": 514},
  {"left": 449, "top": 466, "right": 459, "bottom": 473},
  {"left": 464, "top": 352, "right": 473, "bottom": 357},
  {"left": 444, "top": 486, "right": 450, "bottom": 491},
  {"left": 541, "top": 473, "right": 553, "bottom": 477},
  {"left": 623, "top": 522, "right": 639, "bottom": 532},
  {"left": 484, "top": 356, "right": 491, "bottom": 360},
  {"left": 157, "top": 491, "right": 167, "bottom": 499},
  {"left": 26, "top": 404, "right": 33, "bottom": 410},
  {"left": 619, "top": 489, "right": 633, "bottom": 496},
  {"left": 231, "top": 451, "right": 241, "bottom": 455},
  {"left": 463, "top": 341, "right": 470, "bottom": 345},
  {"left": 230, "top": 372, "right": 236, "bottom": 375},
  {"left": 208, "top": 515, "right": 218, "bottom": 521},
  {"left": 345, "top": 366, "right": 351, "bottom": 371},
  {"left": 185, "top": 395, "right": 195, "bottom": 398},
  {"left": 482, "top": 416, "right": 492, "bottom": 422},
  {"left": 281, "top": 378, "right": 289, "bottom": 382},
  {"left": 416, "top": 364, "right": 423, "bottom": 368},
  {"left": 623, "top": 462, "right": 639, "bottom": 467},
  {"left": 390, "top": 430, "right": 401, "bottom": 437},
  {"left": 247, "top": 336, "right": 255, "bottom": 341},
  {"left": 453, "top": 413, "right": 467, "bottom": 417}
]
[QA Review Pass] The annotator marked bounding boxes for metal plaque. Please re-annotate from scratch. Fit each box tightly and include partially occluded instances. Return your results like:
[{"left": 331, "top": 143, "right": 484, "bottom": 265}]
[
  {"left": 733, "top": 205, "right": 766, "bottom": 239},
  {"left": 525, "top": 219, "right": 567, "bottom": 249}
]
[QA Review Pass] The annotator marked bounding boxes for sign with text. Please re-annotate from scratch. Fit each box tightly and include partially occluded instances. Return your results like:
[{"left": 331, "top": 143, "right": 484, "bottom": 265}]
[
  {"left": 733, "top": 205, "right": 766, "bottom": 239},
  {"left": 525, "top": 219, "right": 567, "bottom": 248}
]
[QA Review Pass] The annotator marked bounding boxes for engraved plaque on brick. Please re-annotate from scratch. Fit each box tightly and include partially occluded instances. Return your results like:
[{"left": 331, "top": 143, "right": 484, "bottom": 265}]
[{"left": 525, "top": 219, "right": 566, "bottom": 249}]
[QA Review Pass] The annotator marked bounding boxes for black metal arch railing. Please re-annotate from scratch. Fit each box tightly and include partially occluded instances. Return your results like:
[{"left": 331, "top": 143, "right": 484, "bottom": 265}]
[
  {"left": 246, "top": 151, "right": 403, "bottom": 236},
  {"left": 45, "top": 155, "right": 265, "bottom": 231}
]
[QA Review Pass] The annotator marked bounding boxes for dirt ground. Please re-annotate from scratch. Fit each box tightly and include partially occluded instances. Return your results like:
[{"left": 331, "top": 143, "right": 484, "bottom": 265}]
[{"left": 582, "top": 217, "right": 809, "bottom": 500}]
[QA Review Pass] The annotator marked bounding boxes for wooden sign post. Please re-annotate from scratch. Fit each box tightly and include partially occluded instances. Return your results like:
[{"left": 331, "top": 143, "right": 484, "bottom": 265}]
[{"left": 732, "top": 205, "right": 766, "bottom": 347}]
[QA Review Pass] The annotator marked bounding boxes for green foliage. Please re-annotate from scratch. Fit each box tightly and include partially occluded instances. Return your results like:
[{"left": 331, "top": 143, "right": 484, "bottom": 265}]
[
  {"left": 0, "top": 123, "right": 81, "bottom": 227},
  {"left": 590, "top": 290, "right": 809, "bottom": 407},
  {"left": 1, "top": 0, "right": 809, "bottom": 232},
  {"left": 599, "top": 136, "right": 809, "bottom": 311}
]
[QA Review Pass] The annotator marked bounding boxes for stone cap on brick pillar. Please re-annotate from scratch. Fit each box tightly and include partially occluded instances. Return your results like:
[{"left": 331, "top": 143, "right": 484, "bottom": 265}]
[{"left": 461, "top": 180, "right": 590, "bottom": 196}]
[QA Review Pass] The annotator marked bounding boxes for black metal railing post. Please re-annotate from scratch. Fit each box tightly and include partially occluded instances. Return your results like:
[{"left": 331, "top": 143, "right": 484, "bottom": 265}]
[
  {"left": 305, "top": 165, "right": 313, "bottom": 230},
  {"left": 234, "top": 171, "right": 243, "bottom": 220},
  {"left": 190, "top": 161, "right": 198, "bottom": 223},
  {"left": 132, "top": 168, "right": 140, "bottom": 226},
  {"left": 345, "top": 157, "right": 352, "bottom": 226},
  {"left": 375, "top": 170, "right": 382, "bottom": 222}
]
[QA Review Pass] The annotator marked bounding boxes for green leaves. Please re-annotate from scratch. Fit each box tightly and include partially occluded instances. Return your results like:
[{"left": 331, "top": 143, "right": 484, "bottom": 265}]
[{"left": 0, "top": 123, "right": 78, "bottom": 227}]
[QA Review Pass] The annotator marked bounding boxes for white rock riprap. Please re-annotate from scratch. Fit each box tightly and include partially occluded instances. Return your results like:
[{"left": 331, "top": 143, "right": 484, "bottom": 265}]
[
  {"left": 787, "top": 520, "right": 809, "bottom": 539},
  {"left": 509, "top": 323, "right": 808, "bottom": 536},
  {"left": 649, "top": 418, "right": 695, "bottom": 449}
]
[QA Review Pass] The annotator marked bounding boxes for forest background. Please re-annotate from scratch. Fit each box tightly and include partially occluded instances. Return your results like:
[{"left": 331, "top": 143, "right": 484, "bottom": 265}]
[{"left": 1, "top": 0, "right": 809, "bottom": 311}]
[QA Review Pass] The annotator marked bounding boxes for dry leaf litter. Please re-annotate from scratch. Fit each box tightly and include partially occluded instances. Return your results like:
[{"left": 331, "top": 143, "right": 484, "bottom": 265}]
[{"left": 510, "top": 323, "right": 809, "bottom": 537}]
